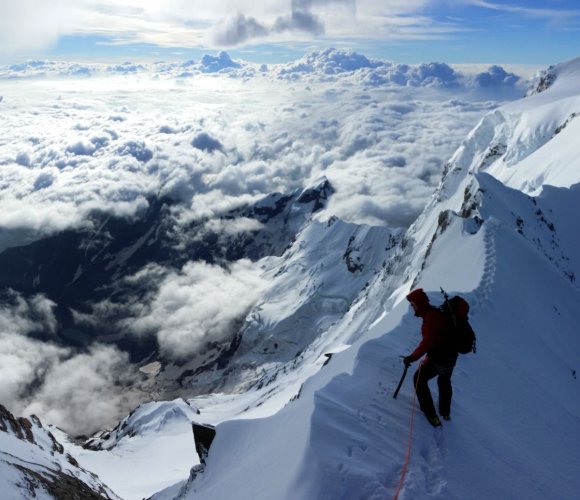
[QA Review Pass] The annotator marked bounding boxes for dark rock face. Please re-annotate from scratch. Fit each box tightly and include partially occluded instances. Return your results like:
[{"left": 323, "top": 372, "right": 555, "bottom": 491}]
[
  {"left": 1, "top": 404, "right": 117, "bottom": 499},
  {"left": 0, "top": 404, "right": 36, "bottom": 444},
  {"left": 528, "top": 66, "right": 556, "bottom": 96},
  {"left": 13, "top": 465, "right": 116, "bottom": 500},
  {"left": 192, "top": 422, "right": 216, "bottom": 466},
  {"left": 296, "top": 177, "right": 334, "bottom": 211}
]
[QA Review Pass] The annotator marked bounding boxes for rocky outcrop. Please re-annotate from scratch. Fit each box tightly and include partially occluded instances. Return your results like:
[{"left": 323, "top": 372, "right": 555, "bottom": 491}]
[
  {"left": 0, "top": 404, "right": 119, "bottom": 499},
  {"left": 527, "top": 66, "right": 556, "bottom": 95},
  {"left": 192, "top": 422, "right": 216, "bottom": 467}
]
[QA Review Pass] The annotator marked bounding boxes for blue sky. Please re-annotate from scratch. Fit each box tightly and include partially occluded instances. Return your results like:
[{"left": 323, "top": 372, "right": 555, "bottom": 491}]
[{"left": 1, "top": 0, "right": 579, "bottom": 65}]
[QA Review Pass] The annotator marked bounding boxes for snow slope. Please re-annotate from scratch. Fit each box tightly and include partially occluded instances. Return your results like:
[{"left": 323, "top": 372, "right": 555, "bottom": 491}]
[
  {"left": 479, "top": 58, "right": 580, "bottom": 195},
  {"left": 149, "top": 57, "right": 580, "bottom": 499},
  {"left": 0, "top": 404, "right": 119, "bottom": 499},
  {"left": 55, "top": 399, "right": 201, "bottom": 500}
]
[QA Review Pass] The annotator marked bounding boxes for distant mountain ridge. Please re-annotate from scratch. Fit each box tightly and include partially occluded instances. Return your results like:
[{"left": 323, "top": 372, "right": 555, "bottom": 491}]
[{"left": 0, "top": 178, "right": 334, "bottom": 360}]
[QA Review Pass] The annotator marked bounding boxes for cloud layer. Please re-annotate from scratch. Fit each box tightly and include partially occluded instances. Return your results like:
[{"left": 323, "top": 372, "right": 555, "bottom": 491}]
[
  {"left": 0, "top": 1, "right": 436, "bottom": 55},
  {"left": 0, "top": 49, "right": 524, "bottom": 245},
  {"left": 2, "top": 0, "right": 579, "bottom": 60},
  {"left": 125, "top": 260, "right": 269, "bottom": 359},
  {"left": 0, "top": 291, "right": 144, "bottom": 436}
]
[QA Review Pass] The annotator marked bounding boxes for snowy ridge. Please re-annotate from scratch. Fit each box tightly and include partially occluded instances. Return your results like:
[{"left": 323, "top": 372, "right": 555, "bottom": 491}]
[
  {"left": 0, "top": 404, "right": 119, "bottom": 499},
  {"left": 394, "top": 55, "right": 580, "bottom": 293},
  {"left": 84, "top": 399, "right": 200, "bottom": 451},
  {"left": 157, "top": 210, "right": 400, "bottom": 396},
  {"left": 1, "top": 45, "right": 521, "bottom": 450},
  {"left": 55, "top": 192, "right": 399, "bottom": 500},
  {"left": 56, "top": 400, "right": 201, "bottom": 500},
  {"left": 148, "top": 57, "right": 580, "bottom": 499}
]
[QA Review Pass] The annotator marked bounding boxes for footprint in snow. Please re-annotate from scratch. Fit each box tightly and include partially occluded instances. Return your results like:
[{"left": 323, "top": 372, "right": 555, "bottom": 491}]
[{"left": 419, "top": 436, "right": 446, "bottom": 496}]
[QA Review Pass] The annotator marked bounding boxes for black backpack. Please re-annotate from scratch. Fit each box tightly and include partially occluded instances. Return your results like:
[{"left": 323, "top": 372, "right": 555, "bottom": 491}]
[{"left": 439, "top": 288, "right": 477, "bottom": 354}]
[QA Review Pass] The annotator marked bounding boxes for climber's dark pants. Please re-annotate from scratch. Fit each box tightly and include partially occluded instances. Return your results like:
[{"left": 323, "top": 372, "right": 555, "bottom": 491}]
[{"left": 413, "top": 358, "right": 454, "bottom": 418}]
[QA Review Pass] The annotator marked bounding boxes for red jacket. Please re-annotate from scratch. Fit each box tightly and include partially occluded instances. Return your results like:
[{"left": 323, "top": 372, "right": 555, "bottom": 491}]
[
  {"left": 410, "top": 307, "right": 448, "bottom": 361},
  {"left": 406, "top": 288, "right": 456, "bottom": 365}
]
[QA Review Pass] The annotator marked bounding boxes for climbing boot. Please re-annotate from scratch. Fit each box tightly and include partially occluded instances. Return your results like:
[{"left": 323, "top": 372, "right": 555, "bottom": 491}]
[{"left": 426, "top": 415, "right": 442, "bottom": 427}]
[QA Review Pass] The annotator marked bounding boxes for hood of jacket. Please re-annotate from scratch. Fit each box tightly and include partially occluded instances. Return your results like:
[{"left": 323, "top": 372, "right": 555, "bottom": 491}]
[{"left": 406, "top": 288, "right": 431, "bottom": 317}]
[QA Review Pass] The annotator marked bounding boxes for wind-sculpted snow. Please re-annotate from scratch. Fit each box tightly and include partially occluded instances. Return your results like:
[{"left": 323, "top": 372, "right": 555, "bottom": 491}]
[
  {"left": 455, "top": 58, "right": 580, "bottom": 195},
  {"left": 59, "top": 399, "right": 202, "bottom": 500},
  {"left": 85, "top": 399, "right": 200, "bottom": 451},
  {"left": 526, "top": 57, "right": 580, "bottom": 96}
]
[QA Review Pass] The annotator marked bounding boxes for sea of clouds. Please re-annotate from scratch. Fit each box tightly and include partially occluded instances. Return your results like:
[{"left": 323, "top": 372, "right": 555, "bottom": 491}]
[
  {"left": 0, "top": 50, "right": 526, "bottom": 239},
  {"left": 0, "top": 49, "right": 529, "bottom": 434}
]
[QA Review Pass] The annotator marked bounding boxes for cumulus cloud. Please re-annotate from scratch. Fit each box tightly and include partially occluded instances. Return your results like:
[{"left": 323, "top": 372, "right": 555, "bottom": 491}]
[
  {"left": 126, "top": 259, "right": 268, "bottom": 359},
  {"left": 0, "top": 290, "right": 58, "bottom": 336},
  {"left": 22, "top": 344, "right": 144, "bottom": 436},
  {"left": 0, "top": 332, "right": 68, "bottom": 408},
  {"left": 357, "top": 61, "right": 462, "bottom": 88},
  {"left": 212, "top": 12, "right": 269, "bottom": 46},
  {"left": 0, "top": 290, "right": 144, "bottom": 436},
  {"left": 279, "top": 48, "right": 378, "bottom": 76},
  {"left": 272, "top": 9, "right": 325, "bottom": 36},
  {"left": 210, "top": 5, "right": 325, "bottom": 46},
  {"left": 201, "top": 217, "right": 265, "bottom": 237},
  {"left": 199, "top": 52, "right": 242, "bottom": 73},
  {"left": 191, "top": 131, "right": 224, "bottom": 153},
  {"left": 116, "top": 139, "right": 154, "bottom": 162},
  {"left": 473, "top": 65, "right": 521, "bottom": 88},
  {"left": 208, "top": 0, "right": 363, "bottom": 47},
  {"left": 33, "top": 170, "right": 57, "bottom": 190},
  {"left": 275, "top": 51, "right": 465, "bottom": 89}
]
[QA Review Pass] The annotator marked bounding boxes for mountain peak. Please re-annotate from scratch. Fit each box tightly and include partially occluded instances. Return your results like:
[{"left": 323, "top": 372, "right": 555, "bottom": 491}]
[
  {"left": 296, "top": 177, "right": 334, "bottom": 209},
  {"left": 528, "top": 56, "right": 580, "bottom": 96}
]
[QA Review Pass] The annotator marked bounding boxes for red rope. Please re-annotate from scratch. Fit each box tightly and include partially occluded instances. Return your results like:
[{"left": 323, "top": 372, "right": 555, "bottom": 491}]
[{"left": 393, "top": 362, "right": 422, "bottom": 500}]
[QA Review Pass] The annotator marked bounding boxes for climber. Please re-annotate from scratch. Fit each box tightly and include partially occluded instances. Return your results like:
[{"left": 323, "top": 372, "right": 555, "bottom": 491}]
[{"left": 403, "top": 288, "right": 458, "bottom": 427}]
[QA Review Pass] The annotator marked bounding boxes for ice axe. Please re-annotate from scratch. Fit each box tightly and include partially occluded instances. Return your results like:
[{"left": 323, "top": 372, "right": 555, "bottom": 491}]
[{"left": 393, "top": 359, "right": 409, "bottom": 399}]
